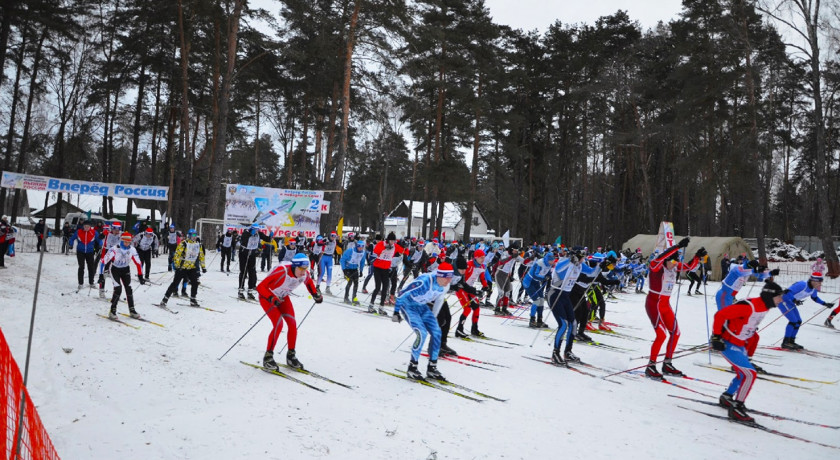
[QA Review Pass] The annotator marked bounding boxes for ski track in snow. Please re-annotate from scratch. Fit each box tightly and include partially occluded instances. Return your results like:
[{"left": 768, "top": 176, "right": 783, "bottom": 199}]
[{"left": 1, "top": 253, "right": 838, "bottom": 459}]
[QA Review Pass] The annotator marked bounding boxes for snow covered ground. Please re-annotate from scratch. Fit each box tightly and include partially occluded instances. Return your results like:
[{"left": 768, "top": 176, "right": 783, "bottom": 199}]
[{"left": 1, "top": 252, "right": 839, "bottom": 459}]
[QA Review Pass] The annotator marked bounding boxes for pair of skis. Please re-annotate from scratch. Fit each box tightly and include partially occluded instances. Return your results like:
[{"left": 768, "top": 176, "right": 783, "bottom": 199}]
[
  {"left": 241, "top": 361, "right": 354, "bottom": 392},
  {"left": 376, "top": 369, "right": 506, "bottom": 402}
]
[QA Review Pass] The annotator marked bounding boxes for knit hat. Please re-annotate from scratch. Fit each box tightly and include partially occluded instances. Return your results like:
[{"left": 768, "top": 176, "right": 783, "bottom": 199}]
[
  {"left": 473, "top": 249, "right": 486, "bottom": 258},
  {"left": 291, "top": 253, "right": 309, "bottom": 267},
  {"left": 810, "top": 272, "right": 824, "bottom": 282},
  {"left": 436, "top": 262, "right": 454, "bottom": 278},
  {"left": 386, "top": 232, "right": 397, "bottom": 241},
  {"left": 759, "top": 280, "right": 784, "bottom": 307},
  {"left": 146, "top": 227, "right": 154, "bottom": 233},
  {"left": 120, "top": 232, "right": 133, "bottom": 243},
  {"left": 455, "top": 256, "right": 468, "bottom": 270}
]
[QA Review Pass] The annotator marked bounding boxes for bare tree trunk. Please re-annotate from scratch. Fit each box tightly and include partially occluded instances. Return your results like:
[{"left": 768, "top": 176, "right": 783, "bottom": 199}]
[
  {"left": 254, "top": 87, "right": 260, "bottom": 183},
  {"left": 126, "top": 62, "right": 147, "bottom": 224},
  {"left": 0, "top": 28, "right": 26, "bottom": 217},
  {"left": 206, "top": 0, "right": 244, "bottom": 218},
  {"left": 10, "top": 31, "right": 46, "bottom": 224},
  {"left": 462, "top": 73, "right": 482, "bottom": 242},
  {"left": 150, "top": 72, "right": 162, "bottom": 185},
  {"left": 407, "top": 149, "right": 418, "bottom": 237}
]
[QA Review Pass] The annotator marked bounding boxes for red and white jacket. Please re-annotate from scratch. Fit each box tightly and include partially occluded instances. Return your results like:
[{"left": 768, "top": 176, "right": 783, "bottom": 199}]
[
  {"left": 647, "top": 245, "right": 699, "bottom": 297},
  {"left": 462, "top": 260, "right": 488, "bottom": 289},
  {"left": 257, "top": 262, "right": 318, "bottom": 301},
  {"left": 372, "top": 241, "right": 405, "bottom": 270},
  {"left": 713, "top": 297, "right": 771, "bottom": 347}
]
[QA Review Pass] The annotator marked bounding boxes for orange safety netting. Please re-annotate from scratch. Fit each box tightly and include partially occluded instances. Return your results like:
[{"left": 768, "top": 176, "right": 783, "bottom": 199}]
[{"left": 1, "top": 328, "right": 60, "bottom": 460}]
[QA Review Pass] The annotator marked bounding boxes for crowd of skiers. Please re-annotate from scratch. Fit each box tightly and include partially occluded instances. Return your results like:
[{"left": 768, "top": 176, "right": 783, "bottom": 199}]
[{"left": 5, "top": 215, "right": 840, "bottom": 425}]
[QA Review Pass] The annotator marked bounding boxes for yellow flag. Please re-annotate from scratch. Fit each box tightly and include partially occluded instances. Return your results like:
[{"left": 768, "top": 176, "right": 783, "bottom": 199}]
[{"left": 337, "top": 217, "right": 344, "bottom": 239}]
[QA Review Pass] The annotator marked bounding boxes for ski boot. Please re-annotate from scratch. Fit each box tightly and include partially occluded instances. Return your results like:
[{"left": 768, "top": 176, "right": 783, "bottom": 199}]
[
  {"left": 352, "top": 298, "right": 360, "bottom": 307},
  {"left": 529, "top": 316, "right": 537, "bottom": 328},
  {"left": 263, "top": 351, "right": 279, "bottom": 371},
  {"left": 575, "top": 332, "right": 593, "bottom": 343},
  {"left": 494, "top": 306, "right": 503, "bottom": 316},
  {"left": 362, "top": 288, "right": 369, "bottom": 294},
  {"left": 644, "top": 361, "right": 663, "bottom": 379},
  {"left": 826, "top": 316, "right": 836, "bottom": 329},
  {"left": 426, "top": 360, "right": 446, "bottom": 381},
  {"left": 172, "top": 291, "right": 180, "bottom": 298},
  {"left": 391, "top": 311, "right": 402, "bottom": 323},
  {"left": 367, "top": 304, "right": 376, "bottom": 313},
  {"left": 455, "top": 316, "right": 468, "bottom": 338},
  {"left": 501, "top": 307, "right": 513, "bottom": 316},
  {"left": 325, "top": 286, "right": 333, "bottom": 296},
  {"left": 377, "top": 306, "right": 388, "bottom": 315},
  {"left": 406, "top": 360, "right": 424, "bottom": 380},
  {"left": 718, "top": 392, "right": 735, "bottom": 409},
  {"left": 180, "top": 288, "right": 188, "bottom": 297},
  {"left": 748, "top": 360, "right": 766, "bottom": 374},
  {"left": 686, "top": 291, "right": 692, "bottom": 296},
  {"left": 470, "top": 324, "right": 485, "bottom": 338},
  {"left": 536, "top": 313, "right": 549, "bottom": 328},
  {"left": 286, "top": 349, "right": 304, "bottom": 370},
  {"left": 107, "top": 311, "right": 118, "bottom": 320},
  {"left": 551, "top": 348, "right": 566, "bottom": 366},
  {"left": 662, "top": 360, "right": 684, "bottom": 377},
  {"left": 343, "top": 297, "right": 352, "bottom": 305},
  {"left": 695, "top": 290, "right": 702, "bottom": 295},
  {"left": 781, "top": 337, "right": 803, "bottom": 350},
  {"left": 129, "top": 310, "right": 141, "bottom": 319},
  {"left": 99, "top": 288, "right": 106, "bottom": 299},
  {"left": 728, "top": 401, "right": 754, "bottom": 423},
  {"left": 238, "top": 289, "right": 246, "bottom": 300},
  {"left": 190, "top": 298, "right": 200, "bottom": 307},
  {"left": 564, "top": 350, "right": 580, "bottom": 363},
  {"left": 77, "top": 284, "right": 83, "bottom": 291},
  {"left": 247, "top": 290, "right": 257, "bottom": 301},
  {"left": 440, "top": 342, "right": 458, "bottom": 357}
]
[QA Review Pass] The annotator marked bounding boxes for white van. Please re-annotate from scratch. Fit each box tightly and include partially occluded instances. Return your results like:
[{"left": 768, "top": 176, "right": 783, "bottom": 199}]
[{"left": 64, "top": 212, "right": 123, "bottom": 229}]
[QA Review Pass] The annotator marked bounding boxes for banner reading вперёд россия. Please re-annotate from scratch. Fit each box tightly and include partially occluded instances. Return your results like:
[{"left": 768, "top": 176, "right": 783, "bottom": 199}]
[
  {"left": 224, "top": 184, "right": 326, "bottom": 238},
  {"left": 1, "top": 171, "right": 169, "bottom": 201}
]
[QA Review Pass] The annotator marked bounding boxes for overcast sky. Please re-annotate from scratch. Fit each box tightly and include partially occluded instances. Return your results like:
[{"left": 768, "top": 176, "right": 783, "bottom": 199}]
[{"left": 483, "top": 0, "right": 685, "bottom": 31}]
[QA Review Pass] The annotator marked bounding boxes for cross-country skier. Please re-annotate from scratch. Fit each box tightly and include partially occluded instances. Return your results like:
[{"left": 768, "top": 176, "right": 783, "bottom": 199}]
[
  {"left": 257, "top": 253, "right": 323, "bottom": 371},
  {"left": 238, "top": 224, "right": 272, "bottom": 300},
  {"left": 395, "top": 262, "right": 454, "bottom": 381},
  {"left": 317, "top": 231, "right": 338, "bottom": 294},
  {"left": 453, "top": 250, "right": 488, "bottom": 337},
  {"left": 159, "top": 229, "right": 206, "bottom": 307},
  {"left": 165, "top": 224, "right": 181, "bottom": 271},
  {"left": 97, "top": 223, "right": 123, "bottom": 298},
  {"left": 132, "top": 227, "right": 158, "bottom": 281},
  {"left": 644, "top": 238, "right": 705, "bottom": 379},
  {"left": 368, "top": 232, "right": 404, "bottom": 314},
  {"left": 778, "top": 272, "right": 834, "bottom": 349},
  {"left": 493, "top": 247, "right": 522, "bottom": 316},
  {"left": 217, "top": 228, "right": 234, "bottom": 272},
  {"left": 546, "top": 249, "right": 583, "bottom": 364},
  {"left": 715, "top": 259, "right": 777, "bottom": 311},
  {"left": 522, "top": 251, "right": 556, "bottom": 329},
  {"left": 101, "top": 232, "right": 145, "bottom": 320},
  {"left": 68, "top": 220, "right": 99, "bottom": 288},
  {"left": 711, "top": 280, "right": 784, "bottom": 423},
  {"left": 339, "top": 239, "right": 366, "bottom": 304}
]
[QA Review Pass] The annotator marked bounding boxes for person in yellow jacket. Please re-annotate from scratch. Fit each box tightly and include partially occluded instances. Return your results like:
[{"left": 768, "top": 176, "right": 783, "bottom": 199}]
[
  {"left": 260, "top": 237, "right": 278, "bottom": 272},
  {"left": 160, "top": 229, "right": 206, "bottom": 307}
]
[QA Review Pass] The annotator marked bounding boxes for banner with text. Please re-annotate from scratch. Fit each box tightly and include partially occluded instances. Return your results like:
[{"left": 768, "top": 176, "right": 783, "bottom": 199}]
[
  {"left": 1, "top": 171, "right": 169, "bottom": 201},
  {"left": 224, "top": 184, "right": 325, "bottom": 238}
]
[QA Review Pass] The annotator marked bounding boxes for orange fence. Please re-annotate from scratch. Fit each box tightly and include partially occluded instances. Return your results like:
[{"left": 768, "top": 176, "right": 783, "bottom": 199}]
[{"left": 1, "top": 328, "right": 60, "bottom": 460}]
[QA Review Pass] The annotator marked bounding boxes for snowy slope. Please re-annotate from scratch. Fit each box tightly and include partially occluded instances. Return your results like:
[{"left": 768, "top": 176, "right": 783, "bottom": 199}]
[{"left": 1, "top": 252, "right": 838, "bottom": 459}]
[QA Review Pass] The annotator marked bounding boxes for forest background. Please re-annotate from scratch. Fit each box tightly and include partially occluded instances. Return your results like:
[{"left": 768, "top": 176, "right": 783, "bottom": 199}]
[{"left": 0, "top": 0, "right": 839, "bottom": 271}]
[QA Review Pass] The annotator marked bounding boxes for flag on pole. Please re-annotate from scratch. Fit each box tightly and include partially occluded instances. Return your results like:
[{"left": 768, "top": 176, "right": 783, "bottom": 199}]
[
  {"left": 502, "top": 230, "right": 510, "bottom": 248},
  {"left": 337, "top": 217, "right": 344, "bottom": 239},
  {"left": 655, "top": 221, "right": 675, "bottom": 253}
]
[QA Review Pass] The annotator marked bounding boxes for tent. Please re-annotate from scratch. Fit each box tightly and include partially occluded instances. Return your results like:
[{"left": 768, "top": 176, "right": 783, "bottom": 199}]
[{"left": 622, "top": 234, "right": 755, "bottom": 281}]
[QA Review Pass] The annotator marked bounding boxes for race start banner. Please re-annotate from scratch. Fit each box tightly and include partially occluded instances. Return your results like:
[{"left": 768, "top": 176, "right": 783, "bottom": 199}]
[
  {"left": 1, "top": 171, "right": 169, "bottom": 201},
  {"left": 224, "top": 184, "right": 325, "bottom": 238}
]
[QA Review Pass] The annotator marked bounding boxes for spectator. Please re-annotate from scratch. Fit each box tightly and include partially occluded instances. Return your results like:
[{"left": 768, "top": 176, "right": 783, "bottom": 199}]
[
  {"left": 34, "top": 218, "right": 47, "bottom": 252},
  {"left": 62, "top": 222, "right": 73, "bottom": 254},
  {"left": 0, "top": 216, "right": 12, "bottom": 268}
]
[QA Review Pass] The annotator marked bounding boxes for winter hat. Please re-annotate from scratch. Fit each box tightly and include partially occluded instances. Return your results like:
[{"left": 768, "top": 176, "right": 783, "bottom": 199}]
[
  {"left": 810, "top": 272, "right": 824, "bottom": 282},
  {"left": 473, "top": 249, "right": 486, "bottom": 258},
  {"left": 111, "top": 222, "right": 122, "bottom": 229},
  {"left": 436, "top": 262, "right": 454, "bottom": 278},
  {"left": 356, "top": 240, "right": 365, "bottom": 248},
  {"left": 455, "top": 256, "right": 468, "bottom": 270},
  {"left": 291, "top": 253, "right": 309, "bottom": 267},
  {"left": 120, "top": 232, "right": 133, "bottom": 243},
  {"left": 759, "top": 280, "right": 784, "bottom": 307},
  {"left": 386, "top": 232, "right": 397, "bottom": 241}
]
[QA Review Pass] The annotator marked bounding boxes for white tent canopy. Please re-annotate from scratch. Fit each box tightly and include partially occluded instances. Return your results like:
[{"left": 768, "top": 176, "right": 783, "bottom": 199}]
[{"left": 622, "top": 234, "right": 755, "bottom": 281}]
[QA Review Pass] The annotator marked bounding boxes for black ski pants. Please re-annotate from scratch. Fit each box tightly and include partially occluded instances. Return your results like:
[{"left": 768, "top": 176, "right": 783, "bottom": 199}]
[
  {"left": 76, "top": 252, "right": 96, "bottom": 285},
  {"left": 109, "top": 266, "right": 136, "bottom": 313}
]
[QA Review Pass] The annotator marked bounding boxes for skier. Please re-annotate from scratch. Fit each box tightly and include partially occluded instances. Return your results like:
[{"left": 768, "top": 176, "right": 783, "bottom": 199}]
[
  {"left": 61, "top": 222, "right": 72, "bottom": 254},
  {"left": 369, "top": 232, "right": 404, "bottom": 314},
  {"left": 159, "top": 229, "right": 206, "bottom": 307},
  {"left": 715, "top": 259, "right": 777, "bottom": 311},
  {"left": 0, "top": 216, "right": 11, "bottom": 268},
  {"left": 217, "top": 228, "right": 234, "bottom": 272},
  {"left": 825, "top": 303, "right": 840, "bottom": 329},
  {"left": 277, "top": 237, "right": 301, "bottom": 263},
  {"left": 339, "top": 239, "right": 366, "bottom": 304},
  {"left": 256, "top": 253, "right": 323, "bottom": 371},
  {"left": 259, "top": 236, "right": 277, "bottom": 272},
  {"left": 394, "top": 262, "right": 454, "bottom": 381},
  {"left": 101, "top": 232, "right": 145, "bottom": 320},
  {"left": 778, "top": 273, "right": 834, "bottom": 349},
  {"left": 361, "top": 235, "right": 380, "bottom": 293},
  {"left": 546, "top": 249, "right": 583, "bottom": 364},
  {"left": 522, "top": 251, "right": 556, "bottom": 329},
  {"left": 398, "top": 238, "right": 427, "bottom": 290},
  {"left": 710, "top": 280, "right": 785, "bottom": 423},
  {"left": 34, "top": 218, "right": 47, "bottom": 252},
  {"left": 97, "top": 223, "right": 123, "bottom": 298},
  {"left": 685, "top": 260, "right": 703, "bottom": 296},
  {"left": 569, "top": 255, "right": 605, "bottom": 342},
  {"left": 132, "top": 227, "right": 158, "bottom": 281},
  {"left": 165, "top": 224, "right": 181, "bottom": 271},
  {"left": 309, "top": 235, "right": 325, "bottom": 273},
  {"left": 644, "top": 238, "right": 705, "bottom": 379},
  {"left": 68, "top": 220, "right": 99, "bottom": 288},
  {"left": 317, "top": 231, "right": 338, "bottom": 294},
  {"left": 238, "top": 224, "right": 272, "bottom": 300},
  {"left": 453, "top": 249, "right": 488, "bottom": 338},
  {"left": 493, "top": 247, "right": 522, "bottom": 316}
]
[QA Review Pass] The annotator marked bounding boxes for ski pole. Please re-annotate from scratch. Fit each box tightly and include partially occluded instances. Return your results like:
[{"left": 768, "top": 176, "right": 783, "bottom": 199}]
[
  {"left": 769, "top": 298, "right": 839, "bottom": 345},
  {"left": 218, "top": 311, "right": 269, "bottom": 361},
  {"left": 280, "top": 300, "right": 318, "bottom": 354},
  {"left": 545, "top": 285, "right": 592, "bottom": 345},
  {"left": 602, "top": 345, "right": 711, "bottom": 380},
  {"left": 531, "top": 287, "right": 562, "bottom": 347},
  {"left": 391, "top": 294, "right": 457, "bottom": 353},
  {"left": 502, "top": 279, "right": 549, "bottom": 326},
  {"left": 703, "top": 280, "right": 712, "bottom": 364}
]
